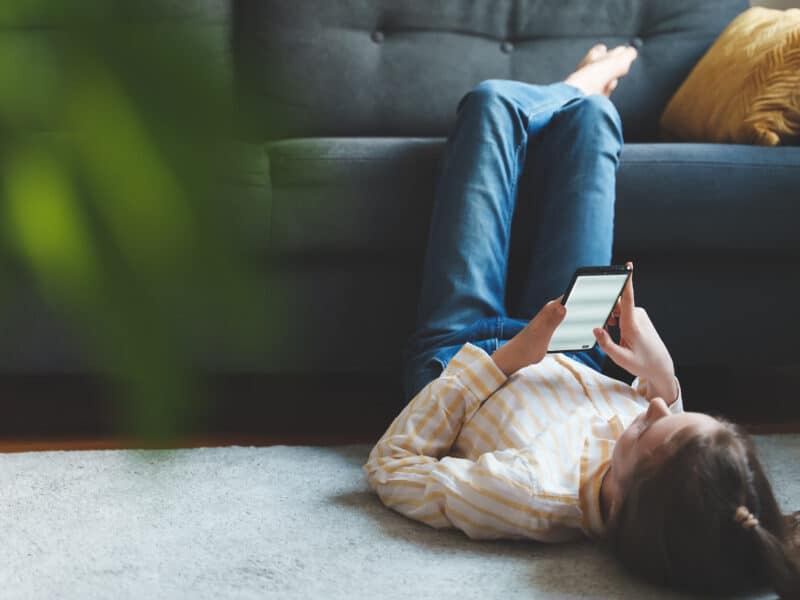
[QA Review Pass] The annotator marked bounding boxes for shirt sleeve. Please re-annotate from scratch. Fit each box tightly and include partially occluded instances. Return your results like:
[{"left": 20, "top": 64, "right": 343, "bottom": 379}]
[
  {"left": 363, "top": 342, "right": 583, "bottom": 542},
  {"left": 630, "top": 374, "right": 684, "bottom": 414}
]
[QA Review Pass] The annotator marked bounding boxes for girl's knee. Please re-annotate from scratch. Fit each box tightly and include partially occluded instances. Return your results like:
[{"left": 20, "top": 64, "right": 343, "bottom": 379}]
[
  {"left": 458, "top": 79, "right": 531, "bottom": 112},
  {"left": 567, "top": 94, "right": 623, "bottom": 137},
  {"left": 471, "top": 79, "right": 509, "bottom": 99},
  {"left": 457, "top": 79, "right": 514, "bottom": 114}
]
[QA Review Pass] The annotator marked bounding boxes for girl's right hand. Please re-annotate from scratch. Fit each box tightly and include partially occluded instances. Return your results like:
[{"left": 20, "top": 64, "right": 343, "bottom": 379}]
[{"left": 592, "top": 262, "right": 676, "bottom": 385}]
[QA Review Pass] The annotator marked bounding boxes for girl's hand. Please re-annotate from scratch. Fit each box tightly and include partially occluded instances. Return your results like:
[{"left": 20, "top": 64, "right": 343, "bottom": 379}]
[
  {"left": 491, "top": 297, "right": 566, "bottom": 377},
  {"left": 592, "top": 262, "right": 675, "bottom": 386}
]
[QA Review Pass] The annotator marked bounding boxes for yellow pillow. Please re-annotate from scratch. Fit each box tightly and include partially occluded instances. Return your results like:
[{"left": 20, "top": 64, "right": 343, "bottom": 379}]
[{"left": 660, "top": 7, "right": 800, "bottom": 146}]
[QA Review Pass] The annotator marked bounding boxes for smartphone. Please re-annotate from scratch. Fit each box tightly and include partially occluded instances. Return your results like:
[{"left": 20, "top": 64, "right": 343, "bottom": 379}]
[{"left": 546, "top": 265, "right": 633, "bottom": 354}]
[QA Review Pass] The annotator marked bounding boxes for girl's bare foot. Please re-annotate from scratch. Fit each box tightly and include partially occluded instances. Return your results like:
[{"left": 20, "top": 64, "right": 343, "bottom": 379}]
[
  {"left": 565, "top": 44, "right": 638, "bottom": 97},
  {"left": 576, "top": 44, "right": 608, "bottom": 70}
]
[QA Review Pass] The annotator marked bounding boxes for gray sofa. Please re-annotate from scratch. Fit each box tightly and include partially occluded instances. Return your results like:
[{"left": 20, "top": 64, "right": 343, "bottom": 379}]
[
  {"left": 245, "top": 1, "right": 800, "bottom": 382},
  {"left": 3, "top": 0, "right": 800, "bottom": 426}
]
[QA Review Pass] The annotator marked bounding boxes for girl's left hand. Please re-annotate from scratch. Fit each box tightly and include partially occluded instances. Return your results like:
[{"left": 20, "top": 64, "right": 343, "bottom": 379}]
[{"left": 491, "top": 297, "right": 566, "bottom": 376}]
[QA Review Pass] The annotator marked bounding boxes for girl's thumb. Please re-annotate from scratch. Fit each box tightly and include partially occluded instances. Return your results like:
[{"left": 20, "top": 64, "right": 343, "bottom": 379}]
[
  {"left": 593, "top": 327, "right": 634, "bottom": 368},
  {"left": 593, "top": 328, "right": 614, "bottom": 354}
]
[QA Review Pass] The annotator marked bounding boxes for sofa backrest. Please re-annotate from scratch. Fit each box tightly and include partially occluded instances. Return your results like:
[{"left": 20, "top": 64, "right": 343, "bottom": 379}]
[{"left": 234, "top": 0, "right": 748, "bottom": 142}]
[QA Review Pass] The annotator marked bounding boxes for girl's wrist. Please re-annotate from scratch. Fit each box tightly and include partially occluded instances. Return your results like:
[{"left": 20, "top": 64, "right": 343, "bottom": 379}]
[
  {"left": 642, "top": 356, "right": 675, "bottom": 387},
  {"left": 491, "top": 336, "right": 525, "bottom": 377},
  {"left": 648, "top": 372, "right": 679, "bottom": 404},
  {"left": 492, "top": 328, "right": 548, "bottom": 377}
]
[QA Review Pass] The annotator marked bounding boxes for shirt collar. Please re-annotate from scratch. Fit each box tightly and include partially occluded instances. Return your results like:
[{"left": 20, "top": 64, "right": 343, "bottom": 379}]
[{"left": 578, "top": 414, "right": 624, "bottom": 539}]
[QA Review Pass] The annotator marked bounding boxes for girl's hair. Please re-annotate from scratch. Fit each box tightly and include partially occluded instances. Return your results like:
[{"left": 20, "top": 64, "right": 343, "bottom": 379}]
[{"left": 601, "top": 416, "right": 800, "bottom": 598}]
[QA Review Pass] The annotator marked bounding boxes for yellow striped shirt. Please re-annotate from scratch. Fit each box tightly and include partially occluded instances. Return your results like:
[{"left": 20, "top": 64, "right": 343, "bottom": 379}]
[{"left": 363, "top": 341, "right": 684, "bottom": 542}]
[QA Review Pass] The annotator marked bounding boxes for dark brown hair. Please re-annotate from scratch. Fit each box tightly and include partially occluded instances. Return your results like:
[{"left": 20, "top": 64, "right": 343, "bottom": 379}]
[{"left": 601, "top": 416, "right": 800, "bottom": 598}]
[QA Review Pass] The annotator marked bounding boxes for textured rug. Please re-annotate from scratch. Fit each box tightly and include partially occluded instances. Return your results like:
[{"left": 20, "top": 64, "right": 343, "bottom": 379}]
[{"left": 1, "top": 435, "right": 798, "bottom": 599}]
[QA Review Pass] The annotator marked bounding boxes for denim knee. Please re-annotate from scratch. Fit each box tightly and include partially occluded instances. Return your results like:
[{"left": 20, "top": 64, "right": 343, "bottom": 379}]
[
  {"left": 456, "top": 79, "right": 515, "bottom": 115},
  {"left": 563, "top": 94, "right": 623, "bottom": 143}
]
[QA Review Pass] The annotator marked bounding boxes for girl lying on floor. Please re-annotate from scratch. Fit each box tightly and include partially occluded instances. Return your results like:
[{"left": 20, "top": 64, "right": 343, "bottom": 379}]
[{"left": 363, "top": 44, "right": 800, "bottom": 598}]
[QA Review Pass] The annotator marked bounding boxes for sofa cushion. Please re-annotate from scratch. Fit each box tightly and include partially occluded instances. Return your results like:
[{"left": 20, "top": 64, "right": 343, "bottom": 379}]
[
  {"left": 266, "top": 138, "right": 438, "bottom": 258},
  {"left": 236, "top": 0, "right": 748, "bottom": 142},
  {"left": 615, "top": 143, "right": 800, "bottom": 257},
  {"left": 266, "top": 138, "right": 800, "bottom": 259}
]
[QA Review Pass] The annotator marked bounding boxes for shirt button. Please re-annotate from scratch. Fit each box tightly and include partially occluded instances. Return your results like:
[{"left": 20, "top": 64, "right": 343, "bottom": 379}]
[
  {"left": 371, "top": 30, "right": 385, "bottom": 44},
  {"left": 500, "top": 40, "right": 514, "bottom": 54},
  {"left": 629, "top": 36, "right": 643, "bottom": 49}
]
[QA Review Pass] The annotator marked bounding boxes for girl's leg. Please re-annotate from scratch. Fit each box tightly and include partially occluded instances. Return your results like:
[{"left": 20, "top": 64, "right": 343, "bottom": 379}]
[
  {"left": 509, "top": 94, "right": 622, "bottom": 317},
  {"left": 403, "top": 79, "right": 585, "bottom": 402},
  {"left": 504, "top": 94, "right": 624, "bottom": 372}
]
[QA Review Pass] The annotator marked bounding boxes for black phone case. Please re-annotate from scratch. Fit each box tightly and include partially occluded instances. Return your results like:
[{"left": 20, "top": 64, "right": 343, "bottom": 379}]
[{"left": 546, "top": 264, "right": 633, "bottom": 354}]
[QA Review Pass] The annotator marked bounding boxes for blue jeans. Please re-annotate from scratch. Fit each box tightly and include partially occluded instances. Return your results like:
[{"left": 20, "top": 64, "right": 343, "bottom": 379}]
[{"left": 402, "top": 80, "right": 624, "bottom": 403}]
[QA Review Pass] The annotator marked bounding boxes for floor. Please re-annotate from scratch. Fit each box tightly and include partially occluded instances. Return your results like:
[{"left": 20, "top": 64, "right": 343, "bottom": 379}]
[{"left": 3, "top": 438, "right": 795, "bottom": 599}]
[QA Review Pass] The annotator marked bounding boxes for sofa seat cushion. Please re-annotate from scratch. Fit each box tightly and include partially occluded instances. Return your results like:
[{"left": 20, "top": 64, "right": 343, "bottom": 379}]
[
  {"left": 615, "top": 142, "right": 800, "bottom": 258},
  {"left": 266, "top": 138, "right": 800, "bottom": 259}
]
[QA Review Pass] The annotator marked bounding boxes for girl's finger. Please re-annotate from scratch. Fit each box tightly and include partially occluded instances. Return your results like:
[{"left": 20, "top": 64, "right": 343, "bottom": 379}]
[
  {"left": 621, "top": 262, "right": 635, "bottom": 310},
  {"left": 594, "top": 327, "right": 636, "bottom": 369}
]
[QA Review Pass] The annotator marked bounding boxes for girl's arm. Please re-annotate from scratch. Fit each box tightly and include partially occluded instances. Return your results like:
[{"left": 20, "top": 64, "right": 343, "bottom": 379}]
[
  {"left": 363, "top": 342, "right": 582, "bottom": 541},
  {"left": 363, "top": 298, "right": 572, "bottom": 539}
]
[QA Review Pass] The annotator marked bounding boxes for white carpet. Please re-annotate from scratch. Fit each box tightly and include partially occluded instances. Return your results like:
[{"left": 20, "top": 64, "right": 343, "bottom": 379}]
[{"left": 1, "top": 435, "right": 798, "bottom": 599}]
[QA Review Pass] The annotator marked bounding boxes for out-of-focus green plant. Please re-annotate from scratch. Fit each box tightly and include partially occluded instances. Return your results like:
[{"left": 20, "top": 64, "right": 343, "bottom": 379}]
[{"left": 0, "top": 0, "right": 279, "bottom": 449}]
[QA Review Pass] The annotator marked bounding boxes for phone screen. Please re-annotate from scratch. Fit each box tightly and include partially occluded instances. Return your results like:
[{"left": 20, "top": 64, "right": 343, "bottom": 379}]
[{"left": 547, "top": 273, "right": 629, "bottom": 353}]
